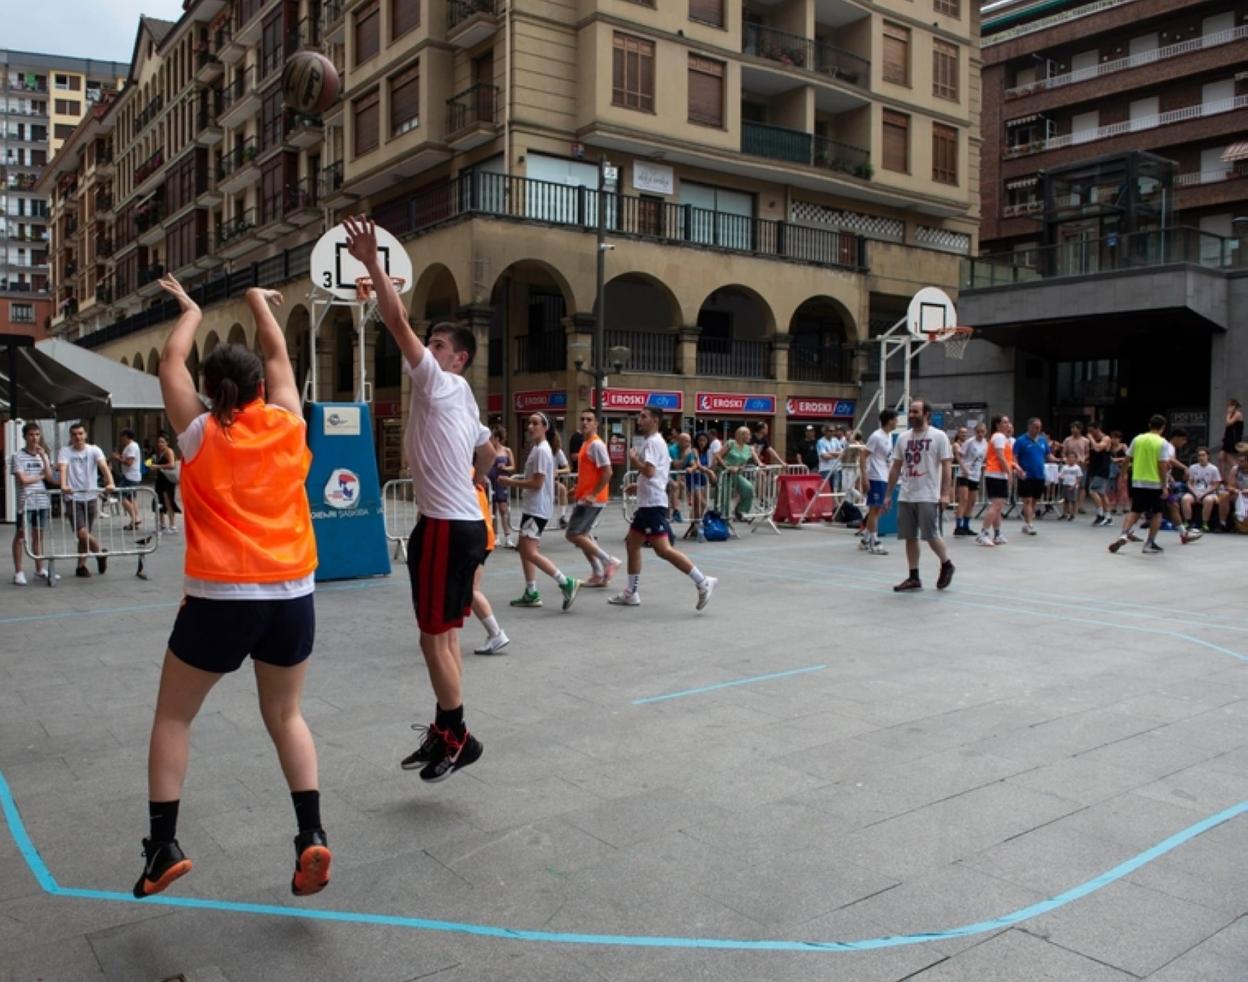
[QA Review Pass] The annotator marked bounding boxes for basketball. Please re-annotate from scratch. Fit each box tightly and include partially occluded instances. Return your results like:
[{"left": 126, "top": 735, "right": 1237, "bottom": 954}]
[{"left": 282, "top": 51, "right": 339, "bottom": 115}]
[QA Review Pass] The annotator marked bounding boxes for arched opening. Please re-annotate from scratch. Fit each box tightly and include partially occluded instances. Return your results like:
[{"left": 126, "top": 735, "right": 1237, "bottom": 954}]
[
  {"left": 202, "top": 330, "right": 220, "bottom": 361},
  {"left": 695, "top": 286, "right": 774, "bottom": 378},
  {"left": 227, "top": 323, "right": 247, "bottom": 348},
  {"left": 120, "top": 356, "right": 129, "bottom": 368},
  {"left": 131, "top": 353, "right": 143, "bottom": 373},
  {"left": 332, "top": 309, "right": 356, "bottom": 400},
  {"left": 410, "top": 263, "right": 460, "bottom": 324},
  {"left": 490, "top": 260, "right": 573, "bottom": 376},
  {"left": 594, "top": 273, "right": 682, "bottom": 375},
  {"left": 147, "top": 349, "right": 160, "bottom": 376},
  {"left": 788, "top": 296, "right": 855, "bottom": 384},
  {"left": 285, "top": 305, "right": 311, "bottom": 399}
]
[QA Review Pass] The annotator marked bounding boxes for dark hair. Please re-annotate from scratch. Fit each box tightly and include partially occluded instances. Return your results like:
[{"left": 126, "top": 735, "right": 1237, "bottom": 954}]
[
  {"left": 491, "top": 425, "right": 507, "bottom": 441},
  {"left": 642, "top": 404, "right": 665, "bottom": 430},
  {"left": 70, "top": 423, "right": 86, "bottom": 432},
  {"left": 548, "top": 426, "right": 562, "bottom": 454},
  {"left": 157, "top": 430, "right": 170, "bottom": 441},
  {"left": 694, "top": 431, "right": 709, "bottom": 450},
  {"left": 879, "top": 408, "right": 898, "bottom": 425},
  {"left": 121, "top": 428, "right": 136, "bottom": 440},
  {"left": 1110, "top": 429, "right": 1122, "bottom": 439},
  {"left": 1088, "top": 420, "right": 1102, "bottom": 431},
  {"left": 428, "top": 322, "right": 477, "bottom": 368},
  {"left": 1149, "top": 414, "right": 1167, "bottom": 431},
  {"left": 22, "top": 421, "right": 40, "bottom": 436},
  {"left": 203, "top": 343, "right": 263, "bottom": 429},
  {"left": 990, "top": 414, "right": 1003, "bottom": 432},
  {"left": 1171, "top": 428, "right": 1187, "bottom": 440}
]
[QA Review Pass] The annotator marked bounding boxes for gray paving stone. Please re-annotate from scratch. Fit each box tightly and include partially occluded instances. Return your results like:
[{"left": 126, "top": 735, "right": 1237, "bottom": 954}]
[
  {"left": 1146, "top": 915, "right": 1248, "bottom": 981},
  {"left": 0, "top": 934, "right": 106, "bottom": 982},
  {"left": 907, "top": 927, "right": 1138, "bottom": 980}
]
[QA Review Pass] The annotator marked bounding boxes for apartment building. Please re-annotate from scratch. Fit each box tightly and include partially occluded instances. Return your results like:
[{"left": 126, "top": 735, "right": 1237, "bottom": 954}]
[
  {"left": 959, "top": 0, "right": 1248, "bottom": 440},
  {"left": 1, "top": 50, "right": 126, "bottom": 338},
  {"left": 48, "top": 0, "right": 982, "bottom": 469}
]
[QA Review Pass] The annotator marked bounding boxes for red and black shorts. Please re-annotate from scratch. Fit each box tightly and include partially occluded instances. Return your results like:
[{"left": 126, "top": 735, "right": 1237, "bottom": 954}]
[{"left": 407, "top": 516, "right": 487, "bottom": 635}]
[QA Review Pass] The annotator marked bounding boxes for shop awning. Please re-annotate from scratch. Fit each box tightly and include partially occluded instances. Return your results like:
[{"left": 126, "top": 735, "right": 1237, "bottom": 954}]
[
  {"left": 1006, "top": 114, "right": 1041, "bottom": 126},
  {"left": 1222, "top": 141, "right": 1248, "bottom": 163},
  {"left": 1005, "top": 175, "right": 1039, "bottom": 190},
  {"left": 0, "top": 339, "right": 164, "bottom": 418}
]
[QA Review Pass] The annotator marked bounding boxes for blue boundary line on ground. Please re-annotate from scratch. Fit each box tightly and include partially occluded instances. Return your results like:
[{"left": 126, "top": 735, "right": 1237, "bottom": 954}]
[
  {"left": 633, "top": 665, "right": 828, "bottom": 704},
  {"left": 1, "top": 769, "right": 1244, "bottom": 952}
]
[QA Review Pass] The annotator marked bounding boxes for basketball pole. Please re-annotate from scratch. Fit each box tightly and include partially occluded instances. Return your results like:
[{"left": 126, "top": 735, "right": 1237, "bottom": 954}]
[
  {"left": 306, "top": 285, "right": 378, "bottom": 406},
  {"left": 854, "top": 315, "right": 934, "bottom": 435}
]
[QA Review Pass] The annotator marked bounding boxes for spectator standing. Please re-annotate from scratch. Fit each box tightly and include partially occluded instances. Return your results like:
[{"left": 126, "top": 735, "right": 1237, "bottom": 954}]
[
  {"left": 486, "top": 427, "right": 516, "bottom": 548},
  {"left": 1057, "top": 452, "right": 1083, "bottom": 521},
  {"left": 1062, "top": 422, "right": 1091, "bottom": 513},
  {"left": 58, "top": 423, "right": 115, "bottom": 577},
  {"left": 111, "top": 428, "right": 144, "bottom": 530},
  {"left": 954, "top": 422, "right": 987, "bottom": 535},
  {"left": 1220, "top": 399, "right": 1243, "bottom": 479},
  {"left": 1013, "top": 418, "right": 1056, "bottom": 536},
  {"left": 750, "top": 420, "right": 783, "bottom": 465},
  {"left": 1086, "top": 421, "right": 1114, "bottom": 526},
  {"left": 797, "top": 425, "right": 819, "bottom": 472},
  {"left": 707, "top": 427, "right": 723, "bottom": 459},
  {"left": 10, "top": 421, "right": 57, "bottom": 584},
  {"left": 815, "top": 425, "right": 838, "bottom": 490},
  {"left": 150, "top": 433, "right": 180, "bottom": 533},
  {"left": 713, "top": 426, "right": 763, "bottom": 521}
]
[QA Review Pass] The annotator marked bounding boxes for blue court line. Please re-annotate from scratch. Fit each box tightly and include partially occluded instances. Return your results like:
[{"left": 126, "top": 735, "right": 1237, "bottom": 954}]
[
  {"left": 632, "top": 665, "right": 827, "bottom": 705},
  {"left": 1, "top": 768, "right": 1244, "bottom": 952},
  {"left": 703, "top": 554, "right": 1248, "bottom": 664}
]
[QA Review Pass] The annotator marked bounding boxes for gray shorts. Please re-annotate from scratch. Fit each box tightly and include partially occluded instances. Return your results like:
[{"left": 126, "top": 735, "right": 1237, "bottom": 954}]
[
  {"left": 1089, "top": 475, "right": 1111, "bottom": 494},
  {"left": 897, "top": 500, "right": 941, "bottom": 541},
  {"left": 566, "top": 502, "right": 603, "bottom": 536}
]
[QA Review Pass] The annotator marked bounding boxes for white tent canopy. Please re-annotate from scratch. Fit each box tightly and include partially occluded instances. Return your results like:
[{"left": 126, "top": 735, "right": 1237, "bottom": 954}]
[{"left": 0, "top": 339, "right": 164, "bottom": 418}]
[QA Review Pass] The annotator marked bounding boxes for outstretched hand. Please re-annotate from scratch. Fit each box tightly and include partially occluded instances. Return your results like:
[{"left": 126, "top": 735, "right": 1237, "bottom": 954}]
[
  {"left": 343, "top": 215, "right": 377, "bottom": 266},
  {"left": 248, "top": 287, "right": 284, "bottom": 308},
  {"left": 159, "top": 275, "right": 199, "bottom": 313}
]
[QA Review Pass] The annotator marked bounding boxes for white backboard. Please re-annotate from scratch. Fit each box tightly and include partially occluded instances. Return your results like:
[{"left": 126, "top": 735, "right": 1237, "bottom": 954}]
[
  {"left": 906, "top": 287, "right": 957, "bottom": 339},
  {"left": 310, "top": 222, "right": 414, "bottom": 301}
]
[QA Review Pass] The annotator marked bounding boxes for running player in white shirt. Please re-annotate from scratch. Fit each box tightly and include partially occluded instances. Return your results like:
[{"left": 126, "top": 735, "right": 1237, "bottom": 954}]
[
  {"left": 608, "top": 405, "right": 716, "bottom": 610},
  {"left": 860, "top": 409, "right": 898, "bottom": 555},
  {"left": 954, "top": 422, "right": 987, "bottom": 535}
]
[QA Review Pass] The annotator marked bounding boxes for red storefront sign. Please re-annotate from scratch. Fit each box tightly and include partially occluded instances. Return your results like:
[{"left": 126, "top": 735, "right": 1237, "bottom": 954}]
[
  {"left": 373, "top": 401, "right": 402, "bottom": 417},
  {"left": 785, "top": 396, "right": 857, "bottom": 419},
  {"left": 589, "top": 388, "right": 684, "bottom": 412},
  {"left": 487, "top": 393, "right": 503, "bottom": 414},
  {"left": 513, "top": 389, "right": 568, "bottom": 413},
  {"left": 695, "top": 391, "right": 776, "bottom": 415}
]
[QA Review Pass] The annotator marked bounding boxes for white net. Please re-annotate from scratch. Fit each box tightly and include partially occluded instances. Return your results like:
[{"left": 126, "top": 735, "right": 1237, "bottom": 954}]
[{"left": 935, "top": 328, "right": 973, "bottom": 360}]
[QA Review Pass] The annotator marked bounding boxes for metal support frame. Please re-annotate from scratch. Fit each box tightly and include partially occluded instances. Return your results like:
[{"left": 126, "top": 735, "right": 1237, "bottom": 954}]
[
  {"left": 306, "top": 284, "right": 379, "bottom": 405},
  {"left": 853, "top": 315, "right": 935, "bottom": 435}
]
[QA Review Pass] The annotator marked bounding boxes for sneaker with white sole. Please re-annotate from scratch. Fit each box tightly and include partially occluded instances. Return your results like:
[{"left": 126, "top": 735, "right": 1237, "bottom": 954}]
[
  {"left": 34, "top": 569, "right": 60, "bottom": 582},
  {"left": 976, "top": 532, "right": 995, "bottom": 547},
  {"left": 608, "top": 591, "right": 640, "bottom": 606},
  {"left": 696, "top": 576, "right": 717, "bottom": 611},
  {"left": 1142, "top": 541, "right": 1164, "bottom": 554},
  {"left": 1021, "top": 524, "right": 1037, "bottom": 536},
  {"left": 420, "top": 730, "right": 483, "bottom": 783},
  {"left": 509, "top": 589, "right": 542, "bottom": 608},
  {"left": 601, "top": 556, "right": 622, "bottom": 585},
  {"left": 858, "top": 538, "right": 870, "bottom": 551},
  {"left": 559, "top": 577, "right": 581, "bottom": 611},
  {"left": 473, "top": 632, "right": 510, "bottom": 655},
  {"left": 584, "top": 573, "right": 607, "bottom": 588},
  {"left": 12, "top": 571, "right": 26, "bottom": 585},
  {"left": 867, "top": 543, "right": 889, "bottom": 555},
  {"left": 993, "top": 534, "right": 1008, "bottom": 545}
]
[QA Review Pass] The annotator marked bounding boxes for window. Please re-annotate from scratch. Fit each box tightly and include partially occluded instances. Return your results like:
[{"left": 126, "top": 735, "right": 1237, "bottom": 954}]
[
  {"left": 54, "top": 99, "right": 81, "bottom": 115},
  {"left": 355, "top": 1, "right": 380, "bottom": 64},
  {"left": 882, "top": 109, "right": 909, "bottom": 173},
  {"left": 882, "top": 23, "right": 910, "bottom": 86},
  {"left": 390, "top": 62, "right": 420, "bottom": 136},
  {"left": 932, "top": 123, "right": 957, "bottom": 184},
  {"left": 54, "top": 73, "right": 70, "bottom": 90},
  {"left": 392, "top": 0, "right": 420, "bottom": 38},
  {"left": 354, "top": 90, "right": 380, "bottom": 155},
  {"left": 933, "top": 40, "right": 958, "bottom": 101},
  {"left": 262, "top": 13, "right": 284, "bottom": 78},
  {"left": 11, "top": 302, "right": 34, "bottom": 323},
  {"left": 612, "top": 33, "right": 654, "bottom": 113},
  {"left": 54, "top": 124, "right": 74, "bottom": 140},
  {"left": 934, "top": 0, "right": 959, "bottom": 15},
  {"left": 689, "top": 0, "right": 723, "bottom": 28},
  {"left": 687, "top": 55, "right": 724, "bottom": 128}
]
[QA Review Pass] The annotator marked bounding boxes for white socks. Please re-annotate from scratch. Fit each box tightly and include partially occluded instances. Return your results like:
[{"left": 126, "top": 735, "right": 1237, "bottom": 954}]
[
  {"left": 481, "top": 614, "right": 501, "bottom": 638},
  {"left": 689, "top": 567, "right": 707, "bottom": 588}
]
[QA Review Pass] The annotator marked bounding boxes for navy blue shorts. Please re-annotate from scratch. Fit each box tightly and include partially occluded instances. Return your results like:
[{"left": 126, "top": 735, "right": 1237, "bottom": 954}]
[
  {"left": 169, "top": 594, "right": 315, "bottom": 674},
  {"left": 630, "top": 506, "right": 672, "bottom": 541},
  {"left": 867, "top": 480, "right": 888, "bottom": 508}
]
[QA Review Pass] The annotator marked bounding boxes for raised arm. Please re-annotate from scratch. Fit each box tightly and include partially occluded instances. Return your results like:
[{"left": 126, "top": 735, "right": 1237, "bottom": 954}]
[
  {"left": 343, "top": 216, "right": 424, "bottom": 369},
  {"left": 157, "top": 275, "right": 205, "bottom": 434},
  {"left": 246, "top": 288, "right": 301, "bottom": 415}
]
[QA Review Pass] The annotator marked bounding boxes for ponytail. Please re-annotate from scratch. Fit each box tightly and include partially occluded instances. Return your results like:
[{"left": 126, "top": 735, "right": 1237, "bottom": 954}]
[{"left": 203, "top": 343, "right": 263, "bottom": 431}]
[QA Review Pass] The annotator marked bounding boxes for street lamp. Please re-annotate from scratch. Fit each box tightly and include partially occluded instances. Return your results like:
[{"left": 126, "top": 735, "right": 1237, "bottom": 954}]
[{"left": 594, "top": 157, "right": 616, "bottom": 413}]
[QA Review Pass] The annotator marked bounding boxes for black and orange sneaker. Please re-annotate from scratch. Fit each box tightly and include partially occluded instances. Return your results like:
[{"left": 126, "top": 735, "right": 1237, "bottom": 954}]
[
  {"left": 420, "top": 730, "right": 483, "bottom": 783},
  {"left": 291, "top": 829, "right": 332, "bottom": 897},
  {"left": 132, "top": 838, "right": 192, "bottom": 898},
  {"left": 401, "top": 723, "right": 448, "bottom": 771}
]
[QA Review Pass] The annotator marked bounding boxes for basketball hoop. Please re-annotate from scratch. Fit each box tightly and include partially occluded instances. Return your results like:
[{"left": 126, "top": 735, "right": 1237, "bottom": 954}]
[
  {"left": 354, "top": 275, "right": 407, "bottom": 301},
  {"left": 924, "top": 326, "right": 974, "bottom": 360}
]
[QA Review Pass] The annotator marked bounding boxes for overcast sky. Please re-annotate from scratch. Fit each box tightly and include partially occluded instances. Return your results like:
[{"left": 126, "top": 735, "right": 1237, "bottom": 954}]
[{"left": 5, "top": 0, "right": 188, "bottom": 66}]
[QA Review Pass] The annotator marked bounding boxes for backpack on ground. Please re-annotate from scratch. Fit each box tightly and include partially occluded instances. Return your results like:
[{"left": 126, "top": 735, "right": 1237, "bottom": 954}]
[{"left": 701, "top": 509, "right": 730, "bottom": 541}]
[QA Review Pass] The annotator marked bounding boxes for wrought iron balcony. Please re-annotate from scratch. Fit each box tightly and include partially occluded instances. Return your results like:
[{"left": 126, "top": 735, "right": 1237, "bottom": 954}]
[
  {"left": 742, "top": 122, "right": 871, "bottom": 179},
  {"left": 742, "top": 24, "right": 869, "bottom": 88},
  {"left": 446, "top": 84, "right": 499, "bottom": 136}
]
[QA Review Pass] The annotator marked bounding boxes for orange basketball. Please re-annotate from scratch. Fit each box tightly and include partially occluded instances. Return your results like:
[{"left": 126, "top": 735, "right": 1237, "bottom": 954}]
[{"left": 282, "top": 51, "right": 339, "bottom": 115}]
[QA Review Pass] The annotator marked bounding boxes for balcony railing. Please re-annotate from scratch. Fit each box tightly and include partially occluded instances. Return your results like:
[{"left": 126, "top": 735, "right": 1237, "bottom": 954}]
[
  {"left": 446, "top": 84, "right": 498, "bottom": 134},
  {"left": 8, "top": 78, "right": 48, "bottom": 93},
  {"left": 97, "top": 238, "right": 114, "bottom": 258},
  {"left": 1006, "top": 25, "right": 1248, "bottom": 98},
  {"left": 961, "top": 226, "right": 1244, "bottom": 289},
  {"left": 221, "top": 68, "right": 256, "bottom": 114},
  {"left": 1002, "top": 200, "right": 1043, "bottom": 219},
  {"left": 696, "top": 338, "right": 770, "bottom": 379},
  {"left": 789, "top": 341, "right": 853, "bottom": 383},
  {"left": 219, "top": 137, "right": 258, "bottom": 179},
  {"left": 378, "top": 171, "right": 867, "bottom": 271},
  {"left": 514, "top": 331, "right": 566, "bottom": 373},
  {"left": 95, "top": 284, "right": 113, "bottom": 304},
  {"left": 133, "top": 94, "right": 164, "bottom": 138},
  {"left": 605, "top": 328, "right": 677, "bottom": 374},
  {"left": 983, "top": 0, "right": 1138, "bottom": 46},
  {"left": 134, "top": 148, "right": 165, "bottom": 185},
  {"left": 135, "top": 201, "right": 164, "bottom": 232},
  {"left": 742, "top": 24, "right": 869, "bottom": 88},
  {"left": 65, "top": 215, "right": 79, "bottom": 235},
  {"left": 320, "top": 160, "right": 344, "bottom": 197},
  {"left": 742, "top": 121, "right": 871, "bottom": 178},
  {"left": 217, "top": 208, "right": 257, "bottom": 247},
  {"left": 287, "top": 15, "right": 321, "bottom": 50},
  {"left": 197, "top": 49, "right": 222, "bottom": 73},
  {"left": 448, "top": 0, "right": 500, "bottom": 30},
  {"left": 1176, "top": 167, "right": 1244, "bottom": 187},
  {"left": 1008, "top": 94, "right": 1248, "bottom": 157}
]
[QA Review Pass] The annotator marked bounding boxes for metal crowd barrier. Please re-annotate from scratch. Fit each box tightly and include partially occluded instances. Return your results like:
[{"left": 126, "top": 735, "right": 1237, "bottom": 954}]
[
  {"left": 21, "top": 488, "right": 161, "bottom": 586},
  {"left": 381, "top": 478, "right": 419, "bottom": 561}
]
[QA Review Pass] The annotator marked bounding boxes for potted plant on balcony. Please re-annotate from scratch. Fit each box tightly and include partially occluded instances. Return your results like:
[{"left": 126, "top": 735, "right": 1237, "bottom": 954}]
[
  {"left": 853, "top": 161, "right": 874, "bottom": 180},
  {"left": 242, "top": 143, "right": 258, "bottom": 162}
]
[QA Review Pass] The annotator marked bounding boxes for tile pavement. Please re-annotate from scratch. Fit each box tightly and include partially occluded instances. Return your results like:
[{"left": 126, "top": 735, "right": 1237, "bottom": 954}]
[{"left": 1, "top": 511, "right": 1246, "bottom": 980}]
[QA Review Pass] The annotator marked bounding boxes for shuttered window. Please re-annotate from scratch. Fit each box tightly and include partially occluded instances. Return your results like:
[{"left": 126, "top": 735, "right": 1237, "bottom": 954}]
[
  {"left": 355, "top": 1, "right": 380, "bottom": 64},
  {"left": 392, "top": 0, "right": 420, "bottom": 39},
  {"left": 932, "top": 123, "right": 957, "bottom": 184},
  {"left": 390, "top": 62, "right": 420, "bottom": 136},
  {"left": 612, "top": 33, "right": 654, "bottom": 113},
  {"left": 689, "top": 0, "right": 723, "bottom": 27},
  {"left": 687, "top": 55, "right": 724, "bottom": 128},
  {"left": 883, "top": 23, "right": 910, "bottom": 86},
  {"left": 933, "top": 39, "right": 958, "bottom": 101},
  {"left": 883, "top": 109, "right": 909, "bottom": 173},
  {"left": 354, "top": 90, "right": 380, "bottom": 155}
]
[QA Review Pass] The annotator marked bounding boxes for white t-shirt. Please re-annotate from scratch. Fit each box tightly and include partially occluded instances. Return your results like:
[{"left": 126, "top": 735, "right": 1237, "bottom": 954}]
[
  {"left": 120, "top": 439, "right": 142, "bottom": 482},
  {"left": 554, "top": 448, "right": 569, "bottom": 470},
  {"left": 522, "top": 440, "right": 555, "bottom": 520},
  {"left": 1059, "top": 464, "right": 1083, "bottom": 487},
  {"left": 866, "top": 428, "right": 894, "bottom": 483},
  {"left": 403, "top": 353, "right": 491, "bottom": 521},
  {"left": 178, "top": 410, "right": 315, "bottom": 600},
  {"left": 961, "top": 437, "right": 987, "bottom": 481},
  {"left": 1188, "top": 463, "right": 1221, "bottom": 497},
  {"left": 58, "top": 443, "right": 106, "bottom": 502},
  {"left": 890, "top": 427, "right": 953, "bottom": 503},
  {"left": 636, "top": 432, "right": 671, "bottom": 508},
  {"left": 708, "top": 438, "right": 722, "bottom": 457},
  {"left": 10, "top": 448, "right": 51, "bottom": 511}
]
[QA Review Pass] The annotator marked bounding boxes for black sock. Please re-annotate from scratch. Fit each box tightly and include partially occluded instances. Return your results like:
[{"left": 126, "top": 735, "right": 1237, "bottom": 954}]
[
  {"left": 909, "top": 568, "right": 919, "bottom": 581},
  {"left": 291, "top": 789, "right": 322, "bottom": 833},
  {"left": 435, "top": 703, "right": 465, "bottom": 736},
  {"left": 148, "top": 800, "right": 179, "bottom": 843}
]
